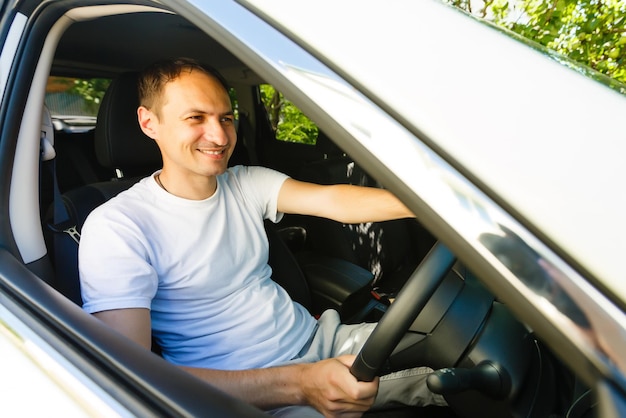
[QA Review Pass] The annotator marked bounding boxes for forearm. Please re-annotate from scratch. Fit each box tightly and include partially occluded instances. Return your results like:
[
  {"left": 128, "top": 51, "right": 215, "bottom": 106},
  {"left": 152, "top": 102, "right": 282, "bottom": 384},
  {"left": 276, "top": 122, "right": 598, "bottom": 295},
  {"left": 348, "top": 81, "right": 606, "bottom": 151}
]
[
  {"left": 279, "top": 179, "right": 415, "bottom": 225},
  {"left": 179, "top": 356, "right": 378, "bottom": 414},
  {"left": 316, "top": 184, "right": 414, "bottom": 224},
  {"left": 179, "top": 363, "right": 308, "bottom": 409}
]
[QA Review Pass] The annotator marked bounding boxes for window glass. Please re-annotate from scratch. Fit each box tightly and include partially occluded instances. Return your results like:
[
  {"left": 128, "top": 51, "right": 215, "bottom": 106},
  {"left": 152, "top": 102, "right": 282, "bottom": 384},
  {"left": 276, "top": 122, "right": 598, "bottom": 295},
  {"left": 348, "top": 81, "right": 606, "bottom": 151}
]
[
  {"left": 259, "top": 84, "right": 318, "bottom": 145},
  {"left": 229, "top": 88, "right": 239, "bottom": 121},
  {"left": 442, "top": 0, "right": 626, "bottom": 94},
  {"left": 45, "top": 77, "right": 111, "bottom": 132},
  {"left": 45, "top": 76, "right": 110, "bottom": 117}
]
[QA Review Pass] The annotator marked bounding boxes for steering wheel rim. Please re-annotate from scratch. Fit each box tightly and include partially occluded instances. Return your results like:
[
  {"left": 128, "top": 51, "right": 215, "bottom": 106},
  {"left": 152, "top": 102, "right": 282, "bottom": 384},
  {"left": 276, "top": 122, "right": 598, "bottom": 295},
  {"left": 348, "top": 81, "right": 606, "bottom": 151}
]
[{"left": 350, "top": 242, "right": 456, "bottom": 381}]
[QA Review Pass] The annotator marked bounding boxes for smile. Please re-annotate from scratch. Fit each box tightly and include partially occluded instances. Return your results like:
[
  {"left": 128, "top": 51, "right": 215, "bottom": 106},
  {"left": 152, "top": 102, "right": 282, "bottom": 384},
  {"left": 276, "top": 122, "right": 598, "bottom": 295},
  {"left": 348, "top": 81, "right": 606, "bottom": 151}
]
[{"left": 197, "top": 148, "right": 225, "bottom": 155}]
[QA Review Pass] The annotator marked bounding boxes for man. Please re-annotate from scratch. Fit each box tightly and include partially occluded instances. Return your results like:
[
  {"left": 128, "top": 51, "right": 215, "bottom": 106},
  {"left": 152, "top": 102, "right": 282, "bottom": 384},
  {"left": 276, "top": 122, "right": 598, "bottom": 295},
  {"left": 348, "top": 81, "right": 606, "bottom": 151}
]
[{"left": 79, "top": 58, "right": 445, "bottom": 417}]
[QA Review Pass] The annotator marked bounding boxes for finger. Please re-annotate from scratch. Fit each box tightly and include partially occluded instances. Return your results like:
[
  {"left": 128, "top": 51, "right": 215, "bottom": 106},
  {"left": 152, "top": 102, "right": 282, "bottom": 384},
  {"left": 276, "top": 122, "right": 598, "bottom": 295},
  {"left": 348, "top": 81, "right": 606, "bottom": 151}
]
[{"left": 322, "top": 400, "right": 372, "bottom": 418}]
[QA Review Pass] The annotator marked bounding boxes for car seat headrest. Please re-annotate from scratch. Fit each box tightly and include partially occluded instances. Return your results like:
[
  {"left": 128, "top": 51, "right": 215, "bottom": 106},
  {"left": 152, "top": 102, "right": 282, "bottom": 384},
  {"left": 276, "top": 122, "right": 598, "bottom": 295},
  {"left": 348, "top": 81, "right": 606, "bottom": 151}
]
[{"left": 94, "top": 72, "right": 162, "bottom": 172}]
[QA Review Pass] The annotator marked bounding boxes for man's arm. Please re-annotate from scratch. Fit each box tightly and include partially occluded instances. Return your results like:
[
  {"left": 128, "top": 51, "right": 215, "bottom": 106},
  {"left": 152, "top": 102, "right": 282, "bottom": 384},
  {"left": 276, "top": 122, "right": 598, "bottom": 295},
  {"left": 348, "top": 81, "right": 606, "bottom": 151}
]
[
  {"left": 180, "top": 355, "right": 378, "bottom": 416},
  {"left": 93, "top": 308, "right": 152, "bottom": 350},
  {"left": 277, "top": 178, "right": 414, "bottom": 224},
  {"left": 94, "top": 309, "right": 378, "bottom": 416}
]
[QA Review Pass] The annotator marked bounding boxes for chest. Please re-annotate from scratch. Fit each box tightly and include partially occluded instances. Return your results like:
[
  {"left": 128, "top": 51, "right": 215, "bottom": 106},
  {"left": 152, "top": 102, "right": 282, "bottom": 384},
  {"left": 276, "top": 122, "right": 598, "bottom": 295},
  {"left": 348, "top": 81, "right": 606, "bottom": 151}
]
[{"left": 145, "top": 195, "right": 270, "bottom": 297}]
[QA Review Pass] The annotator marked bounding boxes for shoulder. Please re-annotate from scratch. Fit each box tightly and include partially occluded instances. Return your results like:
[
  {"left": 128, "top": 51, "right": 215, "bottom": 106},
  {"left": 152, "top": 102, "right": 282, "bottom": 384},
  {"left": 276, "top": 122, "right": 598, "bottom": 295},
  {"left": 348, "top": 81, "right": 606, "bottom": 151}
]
[
  {"left": 84, "top": 176, "right": 155, "bottom": 228},
  {"left": 224, "top": 165, "right": 290, "bottom": 186}
]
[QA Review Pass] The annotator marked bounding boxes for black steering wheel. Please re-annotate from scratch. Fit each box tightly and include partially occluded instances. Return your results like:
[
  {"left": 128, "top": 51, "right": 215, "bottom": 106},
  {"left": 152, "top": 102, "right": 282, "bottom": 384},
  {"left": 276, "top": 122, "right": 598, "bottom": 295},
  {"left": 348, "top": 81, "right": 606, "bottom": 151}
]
[{"left": 350, "top": 241, "right": 456, "bottom": 381}]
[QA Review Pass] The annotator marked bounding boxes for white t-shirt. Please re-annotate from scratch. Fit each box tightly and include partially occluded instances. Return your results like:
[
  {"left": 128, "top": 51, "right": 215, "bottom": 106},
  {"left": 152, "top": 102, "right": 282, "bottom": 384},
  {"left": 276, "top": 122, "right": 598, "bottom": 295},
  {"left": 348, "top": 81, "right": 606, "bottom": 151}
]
[{"left": 79, "top": 166, "right": 317, "bottom": 370}]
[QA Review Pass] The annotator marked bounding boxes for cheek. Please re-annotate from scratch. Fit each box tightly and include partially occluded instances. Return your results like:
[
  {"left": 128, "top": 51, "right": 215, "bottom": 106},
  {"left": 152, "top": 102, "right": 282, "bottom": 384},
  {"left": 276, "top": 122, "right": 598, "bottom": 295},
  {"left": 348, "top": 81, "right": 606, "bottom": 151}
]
[
  {"left": 166, "top": 125, "right": 203, "bottom": 146},
  {"left": 227, "top": 126, "right": 238, "bottom": 141}
]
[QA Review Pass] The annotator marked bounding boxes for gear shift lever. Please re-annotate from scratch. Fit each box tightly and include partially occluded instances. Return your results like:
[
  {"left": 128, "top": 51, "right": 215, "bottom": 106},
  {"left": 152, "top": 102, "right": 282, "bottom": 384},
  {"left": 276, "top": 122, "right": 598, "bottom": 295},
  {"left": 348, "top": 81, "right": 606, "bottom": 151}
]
[{"left": 427, "top": 361, "right": 512, "bottom": 400}]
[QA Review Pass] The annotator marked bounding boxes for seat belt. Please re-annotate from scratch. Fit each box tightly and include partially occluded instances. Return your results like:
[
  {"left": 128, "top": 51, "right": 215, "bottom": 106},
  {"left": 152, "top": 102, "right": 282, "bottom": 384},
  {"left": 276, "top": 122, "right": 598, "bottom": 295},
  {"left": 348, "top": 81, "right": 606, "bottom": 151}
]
[
  {"left": 41, "top": 130, "right": 83, "bottom": 305},
  {"left": 48, "top": 168, "right": 81, "bottom": 243}
]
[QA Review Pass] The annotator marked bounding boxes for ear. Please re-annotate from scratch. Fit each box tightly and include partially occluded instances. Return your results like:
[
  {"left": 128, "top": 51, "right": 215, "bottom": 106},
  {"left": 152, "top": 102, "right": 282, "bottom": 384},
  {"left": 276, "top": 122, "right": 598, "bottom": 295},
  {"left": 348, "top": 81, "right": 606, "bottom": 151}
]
[{"left": 137, "top": 106, "right": 158, "bottom": 139}]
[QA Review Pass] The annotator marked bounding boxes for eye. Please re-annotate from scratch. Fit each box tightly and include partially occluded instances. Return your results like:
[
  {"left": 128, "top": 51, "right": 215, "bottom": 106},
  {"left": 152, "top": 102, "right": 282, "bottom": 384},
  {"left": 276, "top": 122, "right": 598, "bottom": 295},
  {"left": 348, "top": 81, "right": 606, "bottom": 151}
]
[{"left": 221, "top": 115, "right": 234, "bottom": 124}]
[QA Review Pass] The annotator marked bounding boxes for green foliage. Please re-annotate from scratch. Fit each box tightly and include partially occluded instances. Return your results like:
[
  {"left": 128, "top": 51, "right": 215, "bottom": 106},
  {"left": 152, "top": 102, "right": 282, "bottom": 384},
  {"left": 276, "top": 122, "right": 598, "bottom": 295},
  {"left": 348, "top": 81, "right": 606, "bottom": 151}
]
[
  {"left": 443, "top": 0, "right": 626, "bottom": 94},
  {"left": 68, "top": 78, "right": 111, "bottom": 114},
  {"left": 228, "top": 88, "right": 239, "bottom": 119},
  {"left": 260, "top": 84, "right": 318, "bottom": 145}
]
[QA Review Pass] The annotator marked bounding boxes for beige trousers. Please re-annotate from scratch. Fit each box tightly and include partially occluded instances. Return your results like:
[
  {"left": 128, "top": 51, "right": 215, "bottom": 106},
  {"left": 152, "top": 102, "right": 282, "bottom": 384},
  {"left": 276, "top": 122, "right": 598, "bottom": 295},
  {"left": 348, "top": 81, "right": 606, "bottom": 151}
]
[{"left": 268, "top": 310, "right": 446, "bottom": 417}]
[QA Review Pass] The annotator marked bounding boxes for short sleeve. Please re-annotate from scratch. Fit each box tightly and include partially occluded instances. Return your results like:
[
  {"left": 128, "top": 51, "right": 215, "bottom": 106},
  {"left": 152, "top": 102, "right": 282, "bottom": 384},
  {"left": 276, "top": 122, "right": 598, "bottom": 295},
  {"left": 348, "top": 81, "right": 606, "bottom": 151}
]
[
  {"left": 79, "top": 205, "right": 158, "bottom": 313},
  {"left": 231, "top": 165, "right": 289, "bottom": 223}
]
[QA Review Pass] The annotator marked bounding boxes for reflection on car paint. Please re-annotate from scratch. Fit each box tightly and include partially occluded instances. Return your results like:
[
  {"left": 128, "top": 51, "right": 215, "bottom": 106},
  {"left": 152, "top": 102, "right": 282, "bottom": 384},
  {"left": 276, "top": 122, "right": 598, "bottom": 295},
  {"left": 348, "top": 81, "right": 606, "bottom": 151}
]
[{"left": 0, "top": 303, "right": 126, "bottom": 416}]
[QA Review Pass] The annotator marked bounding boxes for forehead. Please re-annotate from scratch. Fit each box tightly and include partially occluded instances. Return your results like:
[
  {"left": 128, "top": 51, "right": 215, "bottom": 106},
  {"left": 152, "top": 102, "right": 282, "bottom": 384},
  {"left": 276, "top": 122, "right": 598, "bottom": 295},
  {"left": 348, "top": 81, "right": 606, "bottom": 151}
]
[{"left": 161, "top": 70, "right": 231, "bottom": 108}]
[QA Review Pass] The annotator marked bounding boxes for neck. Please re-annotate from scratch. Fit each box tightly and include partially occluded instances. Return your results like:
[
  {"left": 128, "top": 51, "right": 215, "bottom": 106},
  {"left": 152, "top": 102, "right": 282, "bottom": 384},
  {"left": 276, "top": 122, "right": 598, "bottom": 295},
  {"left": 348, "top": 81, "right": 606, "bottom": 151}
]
[{"left": 155, "top": 170, "right": 218, "bottom": 200}]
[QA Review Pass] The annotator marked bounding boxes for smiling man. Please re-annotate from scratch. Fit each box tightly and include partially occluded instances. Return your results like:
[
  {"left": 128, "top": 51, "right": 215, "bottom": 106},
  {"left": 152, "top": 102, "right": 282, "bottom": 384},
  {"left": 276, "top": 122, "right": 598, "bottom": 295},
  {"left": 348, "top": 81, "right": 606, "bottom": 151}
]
[
  {"left": 79, "top": 57, "right": 445, "bottom": 417},
  {"left": 137, "top": 62, "right": 234, "bottom": 200}
]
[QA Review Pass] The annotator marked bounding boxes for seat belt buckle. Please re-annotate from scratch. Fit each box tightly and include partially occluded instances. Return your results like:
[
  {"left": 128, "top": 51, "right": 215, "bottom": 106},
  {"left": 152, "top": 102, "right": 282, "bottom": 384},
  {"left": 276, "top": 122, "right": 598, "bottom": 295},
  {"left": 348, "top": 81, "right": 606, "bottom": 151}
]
[{"left": 48, "top": 221, "right": 81, "bottom": 244}]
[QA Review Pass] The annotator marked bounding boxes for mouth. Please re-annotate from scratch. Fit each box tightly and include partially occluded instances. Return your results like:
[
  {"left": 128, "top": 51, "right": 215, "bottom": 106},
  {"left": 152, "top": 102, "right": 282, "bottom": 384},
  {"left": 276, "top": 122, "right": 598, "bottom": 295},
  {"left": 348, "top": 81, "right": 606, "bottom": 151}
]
[{"left": 197, "top": 148, "right": 227, "bottom": 157}]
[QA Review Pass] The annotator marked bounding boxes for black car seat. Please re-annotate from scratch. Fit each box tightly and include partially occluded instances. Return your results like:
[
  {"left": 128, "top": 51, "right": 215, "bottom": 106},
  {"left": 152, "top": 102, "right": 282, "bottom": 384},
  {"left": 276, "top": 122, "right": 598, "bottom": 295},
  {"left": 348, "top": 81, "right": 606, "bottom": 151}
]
[
  {"left": 47, "top": 71, "right": 312, "bottom": 311},
  {"left": 93, "top": 72, "right": 162, "bottom": 180},
  {"left": 45, "top": 72, "right": 158, "bottom": 303}
]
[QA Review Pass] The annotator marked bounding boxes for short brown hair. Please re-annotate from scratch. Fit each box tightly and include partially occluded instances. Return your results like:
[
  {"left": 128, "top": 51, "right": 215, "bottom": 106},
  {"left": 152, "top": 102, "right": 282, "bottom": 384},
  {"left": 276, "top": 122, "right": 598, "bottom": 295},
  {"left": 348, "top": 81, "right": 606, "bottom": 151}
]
[{"left": 138, "top": 57, "right": 230, "bottom": 117}]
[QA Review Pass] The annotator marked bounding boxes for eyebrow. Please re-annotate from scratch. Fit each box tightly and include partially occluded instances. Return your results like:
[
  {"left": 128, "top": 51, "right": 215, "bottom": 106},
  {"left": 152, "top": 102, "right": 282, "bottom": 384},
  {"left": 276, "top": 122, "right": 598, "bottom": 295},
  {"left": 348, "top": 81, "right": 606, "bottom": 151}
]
[{"left": 181, "top": 108, "right": 234, "bottom": 117}]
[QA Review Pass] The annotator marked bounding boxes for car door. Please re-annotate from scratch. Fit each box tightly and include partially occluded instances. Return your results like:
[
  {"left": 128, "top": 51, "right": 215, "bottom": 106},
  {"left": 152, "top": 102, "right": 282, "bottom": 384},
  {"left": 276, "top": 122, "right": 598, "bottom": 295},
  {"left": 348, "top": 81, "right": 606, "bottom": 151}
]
[
  {"left": 223, "top": 0, "right": 626, "bottom": 416},
  {"left": 0, "top": 3, "right": 118, "bottom": 415},
  {"left": 0, "top": 1, "right": 269, "bottom": 416}
]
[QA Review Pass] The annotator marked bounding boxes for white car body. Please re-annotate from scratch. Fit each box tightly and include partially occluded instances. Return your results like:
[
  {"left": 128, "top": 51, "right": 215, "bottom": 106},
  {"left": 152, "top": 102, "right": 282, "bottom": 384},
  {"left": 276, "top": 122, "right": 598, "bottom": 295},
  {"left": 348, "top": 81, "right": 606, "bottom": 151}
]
[{"left": 0, "top": 0, "right": 623, "bottom": 416}]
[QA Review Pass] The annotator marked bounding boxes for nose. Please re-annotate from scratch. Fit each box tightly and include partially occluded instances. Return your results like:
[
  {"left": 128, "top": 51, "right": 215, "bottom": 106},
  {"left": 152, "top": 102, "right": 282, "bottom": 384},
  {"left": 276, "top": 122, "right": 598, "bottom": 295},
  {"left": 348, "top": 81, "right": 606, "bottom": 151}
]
[{"left": 203, "top": 118, "right": 231, "bottom": 146}]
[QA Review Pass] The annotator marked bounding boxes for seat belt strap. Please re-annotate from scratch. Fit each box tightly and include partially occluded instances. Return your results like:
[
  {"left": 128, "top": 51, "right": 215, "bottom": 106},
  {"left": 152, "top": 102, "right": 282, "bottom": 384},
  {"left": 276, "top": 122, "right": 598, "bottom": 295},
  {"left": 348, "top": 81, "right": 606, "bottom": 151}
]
[
  {"left": 40, "top": 124, "right": 84, "bottom": 304},
  {"left": 42, "top": 134, "right": 83, "bottom": 304},
  {"left": 46, "top": 157, "right": 81, "bottom": 243}
]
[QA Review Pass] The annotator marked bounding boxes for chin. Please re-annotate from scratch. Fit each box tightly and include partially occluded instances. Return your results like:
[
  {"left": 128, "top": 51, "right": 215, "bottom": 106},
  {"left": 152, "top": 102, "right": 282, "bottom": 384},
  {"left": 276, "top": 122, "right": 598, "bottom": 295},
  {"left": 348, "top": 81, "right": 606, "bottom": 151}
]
[{"left": 203, "top": 164, "right": 230, "bottom": 177}]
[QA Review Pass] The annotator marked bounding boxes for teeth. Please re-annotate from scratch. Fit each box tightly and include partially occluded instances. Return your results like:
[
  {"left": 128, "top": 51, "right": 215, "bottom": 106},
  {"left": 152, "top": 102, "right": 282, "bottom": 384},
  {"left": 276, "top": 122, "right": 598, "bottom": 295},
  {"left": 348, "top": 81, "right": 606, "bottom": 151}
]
[{"left": 199, "top": 149, "right": 224, "bottom": 155}]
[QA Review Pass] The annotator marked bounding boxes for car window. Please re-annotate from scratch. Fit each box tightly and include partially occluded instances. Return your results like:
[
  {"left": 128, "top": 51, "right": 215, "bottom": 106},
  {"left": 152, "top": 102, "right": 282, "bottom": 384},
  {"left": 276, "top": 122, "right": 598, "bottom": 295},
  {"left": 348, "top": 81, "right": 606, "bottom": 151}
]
[
  {"left": 45, "top": 76, "right": 110, "bottom": 132},
  {"left": 45, "top": 76, "right": 110, "bottom": 117},
  {"left": 45, "top": 77, "right": 240, "bottom": 134},
  {"left": 0, "top": 13, "right": 27, "bottom": 104},
  {"left": 441, "top": 0, "right": 626, "bottom": 94},
  {"left": 260, "top": 84, "right": 318, "bottom": 145}
]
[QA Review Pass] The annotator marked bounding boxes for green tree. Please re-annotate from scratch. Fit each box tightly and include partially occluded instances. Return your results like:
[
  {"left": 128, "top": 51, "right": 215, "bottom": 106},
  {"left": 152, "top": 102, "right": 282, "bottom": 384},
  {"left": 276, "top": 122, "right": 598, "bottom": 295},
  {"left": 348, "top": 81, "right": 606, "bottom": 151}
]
[
  {"left": 68, "top": 78, "right": 111, "bottom": 114},
  {"left": 260, "top": 84, "right": 318, "bottom": 145},
  {"left": 444, "top": 0, "right": 626, "bottom": 93}
]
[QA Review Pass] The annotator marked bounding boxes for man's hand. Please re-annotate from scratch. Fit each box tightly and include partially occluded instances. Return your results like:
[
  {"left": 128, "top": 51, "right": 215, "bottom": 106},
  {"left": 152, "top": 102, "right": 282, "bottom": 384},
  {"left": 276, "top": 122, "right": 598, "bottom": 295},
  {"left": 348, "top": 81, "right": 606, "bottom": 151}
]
[
  {"left": 180, "top": 354, "right": 378, "bottom": 416},
  {"left": 299, "top": 355, "right": 379, "bottom": 417}
]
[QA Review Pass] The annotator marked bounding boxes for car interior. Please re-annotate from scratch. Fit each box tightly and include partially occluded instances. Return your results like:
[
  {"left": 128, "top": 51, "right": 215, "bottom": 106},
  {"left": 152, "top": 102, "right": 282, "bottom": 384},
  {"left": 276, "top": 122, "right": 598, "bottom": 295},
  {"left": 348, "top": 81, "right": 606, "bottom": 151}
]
[{"left": 2, "top": 2, "right": 599, "bottom": 417}]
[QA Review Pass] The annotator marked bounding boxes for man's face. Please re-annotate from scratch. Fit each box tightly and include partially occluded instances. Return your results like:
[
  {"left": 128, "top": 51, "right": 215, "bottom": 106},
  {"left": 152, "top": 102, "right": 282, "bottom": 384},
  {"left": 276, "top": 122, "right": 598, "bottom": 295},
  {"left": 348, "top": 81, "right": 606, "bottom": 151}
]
[{"left": 146, "top": 70, "right": 236, "bottom": 182}]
